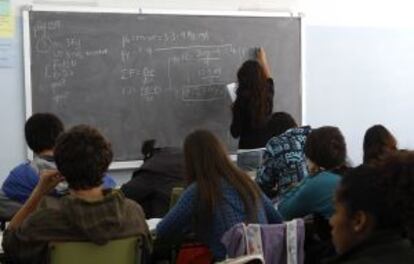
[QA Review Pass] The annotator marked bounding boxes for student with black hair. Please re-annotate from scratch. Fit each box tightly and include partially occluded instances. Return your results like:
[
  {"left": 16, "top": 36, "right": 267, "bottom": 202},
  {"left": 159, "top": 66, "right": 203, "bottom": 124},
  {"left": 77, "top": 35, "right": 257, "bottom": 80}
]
[
  {"left": 1, "top": 113, "right": 116, "bottom": 217},
  {"left": 363, "top": 124, "right": 397, "bottom": 165},
  {"left": 121, "top": 140, "right": 185, "bottom": 219},
  {"left": 327, "top": 151, "right": 414, "bottom": 263},
  {"left": 278, "top": 126, "right": 347, "bottom": 220},
  {"left": 2, "top": 125, "right": 150, "bottom": 264},
  {"left": 256, "top": 112, "right": 311, "bottom": 199}
]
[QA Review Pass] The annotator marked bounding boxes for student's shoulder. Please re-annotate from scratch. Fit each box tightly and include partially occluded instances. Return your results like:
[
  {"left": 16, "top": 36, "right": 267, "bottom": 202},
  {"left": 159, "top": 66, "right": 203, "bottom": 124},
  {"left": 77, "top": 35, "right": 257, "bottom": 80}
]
[
  {"left": 9, "top": 161, "right": 34, "bottom": 173},
  {"left": 283, "top": 126, "right": 311, "bottom": 139},
  {"left": 124, "top": 197, "right": 146, "bottom": 215},
  {"left": 306, "top": 171, "right": 341, "bottom": 189},
  {"left": 5, "top": 161, "right": 37, "bottom": 181},
  {"left": 266, "top": 136, "right": 287, "bottom": 152}
]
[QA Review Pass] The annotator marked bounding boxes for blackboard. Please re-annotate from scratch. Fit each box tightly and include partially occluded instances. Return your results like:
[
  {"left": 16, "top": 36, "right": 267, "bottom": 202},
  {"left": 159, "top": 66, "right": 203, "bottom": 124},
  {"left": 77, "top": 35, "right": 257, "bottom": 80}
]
[{"left": 24, "top": 9, "right": 302, "bottom": 164}]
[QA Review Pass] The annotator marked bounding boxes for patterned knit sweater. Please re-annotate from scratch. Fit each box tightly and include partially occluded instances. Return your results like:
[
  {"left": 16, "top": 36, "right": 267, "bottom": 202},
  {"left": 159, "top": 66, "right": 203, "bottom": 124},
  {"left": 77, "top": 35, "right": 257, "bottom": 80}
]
[{"left": 156, "top": 180, "right": 282, "bottom": 260}]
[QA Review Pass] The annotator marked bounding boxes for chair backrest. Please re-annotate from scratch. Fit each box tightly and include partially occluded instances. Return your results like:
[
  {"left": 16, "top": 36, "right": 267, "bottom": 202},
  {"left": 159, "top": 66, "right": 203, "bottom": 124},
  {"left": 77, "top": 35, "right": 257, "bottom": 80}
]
[
  {"left": 221, "top": 220, "right": 305, "bottom": 264},
  {"left": 169, "top": 187, "right": 184, "bottom": 209},
  {"left": 49, "top": 236, "right": 142, "bottom": 264}
]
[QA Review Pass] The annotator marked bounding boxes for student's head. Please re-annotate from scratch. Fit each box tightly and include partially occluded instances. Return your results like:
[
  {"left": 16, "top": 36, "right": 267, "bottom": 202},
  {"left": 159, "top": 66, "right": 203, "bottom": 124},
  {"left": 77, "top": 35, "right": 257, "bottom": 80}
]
[
  {"left": 54, "top": 125, "right": 113, "bottom": 190},
  {"left": 267, "top": 112, "right": 297, "bottom": 138},
  {"left": 363, "top": 124, "right": 397, "bottom": 165},
  {"left": 237, "top": 60, "right": 267, "bottom": 88},
  {"left": 236, "top": 60, "right": 269, "bottom": 126},
  {"left": 304, "top": 126, "right": 346, "bottom": 172},
  {"left": 141, "top": 139, "right": 157, "bottom": 161},
  {"left": 25, "top": 113, "right": 64, "bottom": 154},
  {"left": 330, "top": 151, "right": 414, "bottom": 254},
  {"left": 183, "top": 130, "right": 261, "bottom": 237}
]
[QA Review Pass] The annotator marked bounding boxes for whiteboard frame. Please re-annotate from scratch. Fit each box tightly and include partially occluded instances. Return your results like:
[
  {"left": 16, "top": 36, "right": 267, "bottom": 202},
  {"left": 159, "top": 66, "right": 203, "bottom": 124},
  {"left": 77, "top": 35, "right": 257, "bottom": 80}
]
[{"left": 22, "top": 5, "right": 304, "bottom": 170}]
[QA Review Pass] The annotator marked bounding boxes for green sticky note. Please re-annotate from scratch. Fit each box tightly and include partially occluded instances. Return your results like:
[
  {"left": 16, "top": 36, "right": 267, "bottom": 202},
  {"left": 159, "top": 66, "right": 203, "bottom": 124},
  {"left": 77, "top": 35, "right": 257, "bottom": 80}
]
[{"left": 0, "top": 0, "right": 11, "bottom": 16}]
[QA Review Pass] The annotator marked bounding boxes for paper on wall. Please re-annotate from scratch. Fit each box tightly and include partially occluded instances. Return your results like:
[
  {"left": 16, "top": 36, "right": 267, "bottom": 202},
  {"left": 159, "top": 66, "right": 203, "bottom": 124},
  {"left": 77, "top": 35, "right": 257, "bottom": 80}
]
[{"left": 0, "top": 0, "right": 14, "bottom": 38}]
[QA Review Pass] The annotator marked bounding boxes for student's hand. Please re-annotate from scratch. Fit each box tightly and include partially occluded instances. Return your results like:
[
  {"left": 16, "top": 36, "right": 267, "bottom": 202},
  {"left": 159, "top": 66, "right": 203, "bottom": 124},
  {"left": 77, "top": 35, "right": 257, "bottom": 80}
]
[
  {"left": 35, "top": 170, "right": 64, "bottom": 196},
  {"left": 8, "top": 169, "right": 64, "bottom": 230}
]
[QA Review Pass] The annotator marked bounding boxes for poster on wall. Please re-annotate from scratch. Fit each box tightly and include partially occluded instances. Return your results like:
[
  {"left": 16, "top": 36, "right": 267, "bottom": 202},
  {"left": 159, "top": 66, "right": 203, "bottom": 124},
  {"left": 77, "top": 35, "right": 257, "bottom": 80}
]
[
  {"left": 0, "top": 39, "right": 14, "bottom": 68},
  {"left": 0, "top": 0, "right": 14, "bottom": 38},
  {"left": 0, "top": 0, "right": 13, "bottom": 67}
]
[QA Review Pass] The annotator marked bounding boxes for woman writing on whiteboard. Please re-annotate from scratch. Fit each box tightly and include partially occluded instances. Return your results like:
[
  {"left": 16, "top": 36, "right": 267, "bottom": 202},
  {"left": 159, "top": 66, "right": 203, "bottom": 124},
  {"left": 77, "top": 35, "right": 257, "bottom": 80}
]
[{"left": 230, "top": 47, "right": 274, "bottom": 150}]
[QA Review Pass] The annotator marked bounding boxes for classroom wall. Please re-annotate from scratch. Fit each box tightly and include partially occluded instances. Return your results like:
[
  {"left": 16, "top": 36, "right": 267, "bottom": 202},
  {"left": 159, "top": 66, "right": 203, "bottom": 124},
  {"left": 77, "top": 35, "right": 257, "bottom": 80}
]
[{"left": 2, "top": 0, "right": 414, "bottom": 184}]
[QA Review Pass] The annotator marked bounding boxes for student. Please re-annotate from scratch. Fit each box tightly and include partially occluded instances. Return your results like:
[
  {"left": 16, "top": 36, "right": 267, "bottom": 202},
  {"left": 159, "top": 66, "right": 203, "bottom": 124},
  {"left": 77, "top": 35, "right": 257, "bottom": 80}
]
[
  {"left": 156, "top": 130, "right": 282, "bottom": 261},
  {"left": 2, "top": 125, "right": 151, "bottom": 264},
  {"left": 1, "top": 113, "right": 116, "bottom": 205},
  {"left": 230, "top": 48, "right": 274, "bottom": 149},
  {"left": 256, "top": 112, "right": 311, "bottom": 199},
  {"left": 121, "top": 140, "right": 185, "bottom": 219},
  {"left": 327, "top": 152, "right": 414, "bottom": 263},
  {"left": 278, "top": 126, "right": 347, "bottom": 220},
  {"left": 363, "top": 124, "right": 397, "bottom": 165}
]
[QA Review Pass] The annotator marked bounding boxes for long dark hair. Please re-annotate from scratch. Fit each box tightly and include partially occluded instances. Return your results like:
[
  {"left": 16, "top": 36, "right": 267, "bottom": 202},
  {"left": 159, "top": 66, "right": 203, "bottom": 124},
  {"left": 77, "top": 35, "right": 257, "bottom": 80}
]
[
  {"left": 363, "top": 125, "right": 397, "bottom": 165},
  {"left": 234, "top": 60, "right": 270, "bottom": 127},
  {"left": 184, "top": 130, "right": 261, "bottom": 238}
]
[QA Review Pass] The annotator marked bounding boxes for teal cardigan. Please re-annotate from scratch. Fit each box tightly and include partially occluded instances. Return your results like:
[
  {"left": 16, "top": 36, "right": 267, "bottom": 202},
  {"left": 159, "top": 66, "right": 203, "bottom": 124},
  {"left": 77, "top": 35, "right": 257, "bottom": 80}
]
[{"left": 278, "top": 170, "right": 341, "bottom": 220}]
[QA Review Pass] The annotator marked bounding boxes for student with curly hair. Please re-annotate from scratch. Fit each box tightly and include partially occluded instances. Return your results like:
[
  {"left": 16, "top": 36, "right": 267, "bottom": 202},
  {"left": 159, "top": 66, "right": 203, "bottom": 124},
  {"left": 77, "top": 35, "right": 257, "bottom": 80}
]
[
  {"left": 328, "top": 151, "right": 414, "bottom": 263},
  {"left": 363, "top": 124, "right": 397, "bottom": 165},
  {"left": 278, "top": 126, "right": 347, "bottom": 220},
  {"left": 2, "top": 125, "right": 150, "bottom": 264}
]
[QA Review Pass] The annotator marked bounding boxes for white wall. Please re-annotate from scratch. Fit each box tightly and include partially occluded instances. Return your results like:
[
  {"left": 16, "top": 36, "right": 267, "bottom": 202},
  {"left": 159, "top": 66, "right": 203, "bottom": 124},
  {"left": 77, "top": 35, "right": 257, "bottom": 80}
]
[
  {"left": 2, "top": 0, "right": 414, "bottom": 183},
  {"left": 301, "top": 0, "right": 414, "bottom": 164}
]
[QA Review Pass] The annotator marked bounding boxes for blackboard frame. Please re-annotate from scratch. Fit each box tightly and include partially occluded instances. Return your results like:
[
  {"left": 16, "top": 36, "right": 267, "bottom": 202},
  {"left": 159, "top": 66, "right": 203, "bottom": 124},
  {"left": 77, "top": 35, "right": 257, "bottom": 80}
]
[{"left": 22, "top": 5, "right": 304, "bottom": 170}]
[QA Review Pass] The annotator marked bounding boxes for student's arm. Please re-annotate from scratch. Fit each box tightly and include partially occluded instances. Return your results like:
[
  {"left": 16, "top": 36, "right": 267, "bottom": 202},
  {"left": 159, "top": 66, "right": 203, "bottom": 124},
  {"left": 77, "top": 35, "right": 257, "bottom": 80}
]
[
  {"left": 8, "top": 170, "right": 62, "bottom": 230},
  {"left": 120, "top": 173, "right": 152, "bottom": 203},
  {"left": 277, "top": 177, "right": 313, "bottom": 221},
  {"left": 262, "top": 194, "right": 283, "bottom": 223},
  {"left": 257, "top": 48, "right": 271, "bottom": 79},
  {"left": 156, "top": 184, "right": 195, "bottom": 238},
  {"left": 256, "top": 144, "right": 280, "bottom": 198}
]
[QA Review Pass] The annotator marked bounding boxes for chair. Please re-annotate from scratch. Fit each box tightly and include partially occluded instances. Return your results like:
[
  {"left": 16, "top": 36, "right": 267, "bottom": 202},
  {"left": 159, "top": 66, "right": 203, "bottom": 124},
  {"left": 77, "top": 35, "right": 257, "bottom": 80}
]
[
  {"left": 49, "top": 236, "right": 142, "bottom": 264},
  {"left": 221, "top": 220, "right": 305, "bottom": 264},
  {"left": 169, "top": 187, "right": 184, "bottom": 209}
]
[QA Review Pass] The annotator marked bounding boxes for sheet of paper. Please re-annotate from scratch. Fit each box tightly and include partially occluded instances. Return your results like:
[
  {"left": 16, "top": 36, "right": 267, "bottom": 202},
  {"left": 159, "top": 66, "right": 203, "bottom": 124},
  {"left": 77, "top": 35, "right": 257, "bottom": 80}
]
[
  {"left": 226, "top": 82, "right": 237, "bottom": 102},
  {"left": 146, "top": 218, "right": 162, "bottom": 231},
  {"left": 0, "top": 231, "right": 3, "bottom": 253}
]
